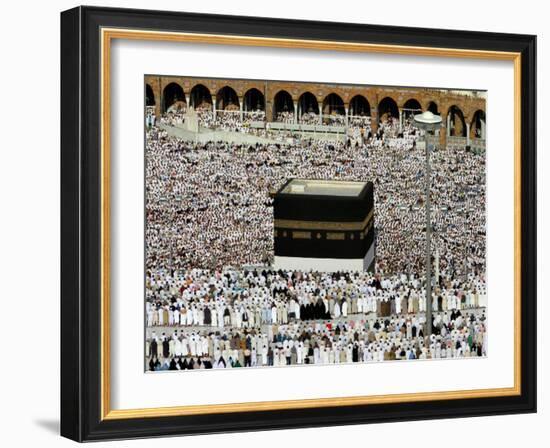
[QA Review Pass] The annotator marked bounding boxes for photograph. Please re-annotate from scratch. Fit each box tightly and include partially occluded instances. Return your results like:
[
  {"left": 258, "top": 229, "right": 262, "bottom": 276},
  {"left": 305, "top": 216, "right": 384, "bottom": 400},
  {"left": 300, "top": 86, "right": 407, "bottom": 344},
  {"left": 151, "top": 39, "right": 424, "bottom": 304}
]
[{"left": 144, "top": 76, "right": 488, "bottom": 372}]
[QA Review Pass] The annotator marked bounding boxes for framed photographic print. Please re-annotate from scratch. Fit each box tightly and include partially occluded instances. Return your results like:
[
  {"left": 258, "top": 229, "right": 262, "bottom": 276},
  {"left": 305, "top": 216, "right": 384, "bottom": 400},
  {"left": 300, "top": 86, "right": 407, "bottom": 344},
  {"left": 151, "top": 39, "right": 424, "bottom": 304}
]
[{"left": 60, "top": 6, "right": 537, "bottom": 442}]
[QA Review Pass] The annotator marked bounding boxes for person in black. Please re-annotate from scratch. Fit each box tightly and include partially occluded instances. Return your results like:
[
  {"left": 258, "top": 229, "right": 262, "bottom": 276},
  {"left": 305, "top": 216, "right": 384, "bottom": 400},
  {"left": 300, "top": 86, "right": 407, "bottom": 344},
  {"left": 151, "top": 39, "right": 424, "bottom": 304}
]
[
  {"left": 267, "top": 347, "right": 274, "bottom": 366},
  {"left": 149, "top": 357, "right": 160, "bottom": 371},
  {"left": 178, "top": 357, "right": 186, "bottom": 370},
  {"left": 203, "top": 306, "right": 212, "bottom": 325},
  {"left": 169, "top": 358, "right": 178, "bottom": 370},
  {"left": 162, "top": 336, "right": 170, "bottom": 359},
  {"left": 352, "top": 343, "right": 359, "bottom": 362},
  {"left": 150, "top": 338, "right": 158, "bottom": 358}
]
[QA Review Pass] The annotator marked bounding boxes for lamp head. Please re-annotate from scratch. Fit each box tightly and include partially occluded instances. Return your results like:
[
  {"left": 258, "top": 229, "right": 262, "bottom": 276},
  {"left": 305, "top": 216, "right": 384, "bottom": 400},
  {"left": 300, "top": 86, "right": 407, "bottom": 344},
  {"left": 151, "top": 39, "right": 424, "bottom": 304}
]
[{"left": 414, "top": 111, "right": 442, "bottom": 130}]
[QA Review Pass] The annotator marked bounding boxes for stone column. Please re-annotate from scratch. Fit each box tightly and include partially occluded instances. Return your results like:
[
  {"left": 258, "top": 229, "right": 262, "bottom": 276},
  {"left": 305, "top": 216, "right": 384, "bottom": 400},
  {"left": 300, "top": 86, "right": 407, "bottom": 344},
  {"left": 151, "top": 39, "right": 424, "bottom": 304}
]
[
  {"left": 466, "top": 122, "right": 471, "bottom": 146},
  {"left": 439, "top": 127, "right": 447, "bottom": 149},
  {"left": 159, "top": 80, "right": 165, "bottom": 115},
  {"left": 293, "top": 101, "right": 298, "bottom": 124},
  {"left": 154, "top": 77, "right": 162, "bottom": 119},
  {"left": 446, "top": 113, "right": 451, "bottom": 137},
  {"left": 399, "top": 108, "right": 403, "bottom": 129},
  {"left": 371, "top": 108, "right": 378, "bottom": 133},
  {"left": 239, "top": 99, "right": 244, "bottom": 121},
  {"left": 481, "top": 119, "right": 486, "bottom": 139},
  {"left": 318, "top": 101, "right": 323, "bottom": 125},
  {"left": 265, "top": 101, "right": 273, "bottom": 122}
]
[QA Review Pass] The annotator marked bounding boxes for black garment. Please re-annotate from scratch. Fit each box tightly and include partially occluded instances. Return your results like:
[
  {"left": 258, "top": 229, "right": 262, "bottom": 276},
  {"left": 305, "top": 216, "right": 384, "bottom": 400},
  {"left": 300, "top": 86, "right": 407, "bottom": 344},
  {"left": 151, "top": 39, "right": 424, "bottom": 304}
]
[
  {"left": 203, "top": 307, "right": 212, "bottom": 325},
  {"left": 300, "top": 304, "right": 307, "bottom": 320},
  {"left": 306, "top": 304, "right": 314, "bottom": 320},
  {"left": 148, "top": 358, "right": 159, "bottom": 371},
  {"left": 352, "top": 345, "right": 359, "bottom": 363},
  {"left": 150, "top": 339, "right": 158, "bottom": 358},
  {"left": 314, "top": 301, "right": 324, "bottom": 320},
  {"left": 162, "top": 339, "right": 170, "bottom": 358}
]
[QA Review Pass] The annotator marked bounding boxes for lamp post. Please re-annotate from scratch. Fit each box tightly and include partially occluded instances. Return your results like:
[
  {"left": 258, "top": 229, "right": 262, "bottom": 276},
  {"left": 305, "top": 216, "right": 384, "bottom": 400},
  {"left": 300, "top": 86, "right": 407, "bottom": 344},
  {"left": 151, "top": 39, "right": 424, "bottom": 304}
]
[{"left": 413, "top": 111, "right": 442, "bottom": 337}]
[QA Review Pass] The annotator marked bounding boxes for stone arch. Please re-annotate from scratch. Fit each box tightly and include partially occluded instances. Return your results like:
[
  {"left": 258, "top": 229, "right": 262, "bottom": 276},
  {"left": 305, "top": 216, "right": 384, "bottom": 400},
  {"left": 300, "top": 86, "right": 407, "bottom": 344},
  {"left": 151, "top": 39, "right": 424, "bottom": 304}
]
[
  {"left": 216, "top": 86, "right": 239, "bottom": 111},
  {"left": 162, "top": 82, "right": 185, "bottom": 113},
  {"left": 145, "top": 84, "right": 155, "bottom": 106},
  {"left": 349, "top": 95, "right": 371, "bottom": 117},
  {"left": 448, "top": 105, "right": 467, "bottom": 137},
  {"left": 402, "top": 98, "right": 422, "bottom": 110},
  {"left": 190, "top": 84, "right": 212, "bottom": 110},
  {"left": 402, "top": 98, "right": 422, "bottom": 120},
  {"left": 243, "top": 88, "right": 265, "bottom": 111},
  {"left": 298, "top": 91, "right": 319, "bottom": 116},
  {"left": 470, "top": 109, "right": 486, "bottom": 139},
  {"left": 322, "top": 93, "right": 345, "bottom": 115},
  {"left": 273, "top": 90, "right": 295, "bottom": 120},
  {"left": 426, "top": 101, "right": 439, "bottom": 115},
  {"left": 378, "top": 96, "right": 399, "bottom": 122}
]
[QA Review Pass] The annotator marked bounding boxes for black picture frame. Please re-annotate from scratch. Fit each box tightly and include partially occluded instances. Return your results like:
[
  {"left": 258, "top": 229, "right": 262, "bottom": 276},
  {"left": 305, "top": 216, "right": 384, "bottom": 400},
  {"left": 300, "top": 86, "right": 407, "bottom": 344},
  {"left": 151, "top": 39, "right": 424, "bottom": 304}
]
[{"left": 61, "top": 5, "right": 537, "bottom": 442}]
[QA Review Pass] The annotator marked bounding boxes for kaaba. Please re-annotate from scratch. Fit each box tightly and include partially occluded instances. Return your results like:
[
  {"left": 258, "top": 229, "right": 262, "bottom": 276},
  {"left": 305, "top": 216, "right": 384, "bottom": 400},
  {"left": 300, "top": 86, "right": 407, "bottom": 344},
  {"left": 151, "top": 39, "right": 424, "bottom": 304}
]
[{"left": 273, "top": 179, "right": 374, "bottom": 272}]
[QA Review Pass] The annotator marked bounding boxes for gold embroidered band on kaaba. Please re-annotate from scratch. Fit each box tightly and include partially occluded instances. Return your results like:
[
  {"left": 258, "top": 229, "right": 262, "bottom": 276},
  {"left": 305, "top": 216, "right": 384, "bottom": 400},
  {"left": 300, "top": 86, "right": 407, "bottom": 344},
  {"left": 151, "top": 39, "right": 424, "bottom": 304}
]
[
  {"left": 275, "top": 219, "right": 374, "bottom": 240},
  {"left": 292, "top": 231, "right": 312, "bottom": 239},
  {"left": 274, "top": 210, "right": 374, "bottom": 232}
]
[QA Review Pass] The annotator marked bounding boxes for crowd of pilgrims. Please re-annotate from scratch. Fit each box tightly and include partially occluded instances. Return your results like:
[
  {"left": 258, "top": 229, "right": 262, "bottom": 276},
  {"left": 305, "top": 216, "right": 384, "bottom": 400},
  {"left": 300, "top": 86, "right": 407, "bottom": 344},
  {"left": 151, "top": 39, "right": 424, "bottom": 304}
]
[
  {"left": 147, "top": 305, "right": 487, "bottom": 371},
  {"left": 275, "top": 111, "right": 295, "bottom": 124},
  {"left": 147, "top": 269, "right": 485, "bottom": 328},
  {"left": 196, "top": 109, "right": 267, "bottom": 132},
  {"left": 149, "top": 102, "right": 374, "bottom": 138},
  {"left": 299, "top": 112, "right": 318, "bottom": 125},
  {"left": 145, "top": 110, "right": 487, "bottom": 371}
]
